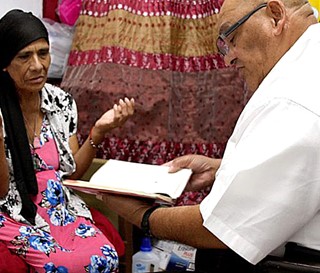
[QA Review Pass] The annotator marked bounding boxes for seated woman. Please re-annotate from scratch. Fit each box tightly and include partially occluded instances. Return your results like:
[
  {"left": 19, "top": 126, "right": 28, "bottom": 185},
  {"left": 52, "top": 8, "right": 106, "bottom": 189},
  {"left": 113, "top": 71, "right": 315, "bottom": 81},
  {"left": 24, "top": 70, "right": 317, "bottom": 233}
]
[{"left": 0, "top": 9, "right": 135, "bottom": 273}]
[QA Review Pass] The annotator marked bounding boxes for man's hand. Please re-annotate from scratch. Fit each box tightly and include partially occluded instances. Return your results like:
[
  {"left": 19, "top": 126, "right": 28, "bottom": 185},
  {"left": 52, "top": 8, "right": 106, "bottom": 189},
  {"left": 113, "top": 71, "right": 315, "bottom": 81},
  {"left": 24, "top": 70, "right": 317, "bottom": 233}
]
[{"left": 165, "top": 154, "right": 221, "bottom": 191}]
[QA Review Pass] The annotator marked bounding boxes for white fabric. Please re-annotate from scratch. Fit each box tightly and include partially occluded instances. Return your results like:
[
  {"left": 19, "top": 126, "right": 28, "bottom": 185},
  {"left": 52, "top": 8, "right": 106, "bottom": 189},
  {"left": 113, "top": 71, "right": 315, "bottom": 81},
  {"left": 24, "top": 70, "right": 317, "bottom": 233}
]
[{"left": 200, "top": 23, "right": 320, "bottom": 265}]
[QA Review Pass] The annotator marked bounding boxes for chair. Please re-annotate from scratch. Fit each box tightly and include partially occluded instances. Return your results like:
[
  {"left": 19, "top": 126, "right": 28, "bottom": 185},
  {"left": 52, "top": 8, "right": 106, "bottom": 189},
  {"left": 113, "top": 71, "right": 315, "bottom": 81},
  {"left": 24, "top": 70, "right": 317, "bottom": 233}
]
[
  {"left": 190, "top": 246, "right": 320, "bottom": 273},
  {"left": 259, "top": 257, "right": 320, "bottom": 273}
]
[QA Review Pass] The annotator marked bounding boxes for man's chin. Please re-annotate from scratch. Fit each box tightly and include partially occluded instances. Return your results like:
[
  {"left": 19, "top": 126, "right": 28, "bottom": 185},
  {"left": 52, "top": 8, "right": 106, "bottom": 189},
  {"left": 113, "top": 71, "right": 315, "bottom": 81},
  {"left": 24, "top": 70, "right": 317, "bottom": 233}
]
[{"left": 242, "top": 78, "right": 259, "bottom": 100}]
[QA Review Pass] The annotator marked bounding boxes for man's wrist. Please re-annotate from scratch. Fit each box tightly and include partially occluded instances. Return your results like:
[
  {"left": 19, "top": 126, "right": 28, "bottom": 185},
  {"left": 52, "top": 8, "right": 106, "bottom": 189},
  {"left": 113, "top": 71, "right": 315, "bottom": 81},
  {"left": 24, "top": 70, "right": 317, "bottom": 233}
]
[{"left": 140, "top": 205, "right": 161, "bottom": 237}]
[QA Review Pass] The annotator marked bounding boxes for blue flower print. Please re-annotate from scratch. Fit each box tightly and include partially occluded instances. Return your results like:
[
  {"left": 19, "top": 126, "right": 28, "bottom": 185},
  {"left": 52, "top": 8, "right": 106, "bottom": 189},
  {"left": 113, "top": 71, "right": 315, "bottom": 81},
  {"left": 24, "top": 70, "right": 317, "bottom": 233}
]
[
  {"left": 75, "top": 223, "right": 96, "bottom": 238},
  {"left": 29, "top": 235, "right": 56, "bottom": 255},
  {"left": 44, "top": 262, "right": 68, "bottom": 273},
  {"left": 101, "top": 245, "right": 118, "bottom": 263},
  {"left": 39, "top": 126, "right": 50, "bottom": 146},
  {"left": 0, "top": 215, "right": 6, "bottom": 227},
  {"left": 39, "top": 176, "right": 76, "bottom": 226},
  {"left": 48, "top": 206, "right": 76, "bottom": 226},
  {"left": 101, "top": 245, "right": 119, "bottom": 271},
  {"left": 85, "top": 245, "right": 119, "bottom": 273},
  {"left": 20, "top": 225, "right": 36, "bottom": 237},
  {"left": 87, "top": 255, "right": 109, "bottom": 273},
  {"left": 20, "top": 226, "right": 56, "bottom": 256},
  {"left": 46, "top": 179, "right": 64, "bottom": 206},
  {"left": 12, "top": 226, "right": 68, "bottom": 257}
]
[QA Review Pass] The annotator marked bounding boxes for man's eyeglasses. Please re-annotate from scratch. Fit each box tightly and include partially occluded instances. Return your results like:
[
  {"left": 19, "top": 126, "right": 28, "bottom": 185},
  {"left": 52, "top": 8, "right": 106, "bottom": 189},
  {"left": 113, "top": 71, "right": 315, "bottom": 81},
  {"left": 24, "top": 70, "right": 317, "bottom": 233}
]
[{"left": 216, "top": 3, "right": 267, "bottom": 56}]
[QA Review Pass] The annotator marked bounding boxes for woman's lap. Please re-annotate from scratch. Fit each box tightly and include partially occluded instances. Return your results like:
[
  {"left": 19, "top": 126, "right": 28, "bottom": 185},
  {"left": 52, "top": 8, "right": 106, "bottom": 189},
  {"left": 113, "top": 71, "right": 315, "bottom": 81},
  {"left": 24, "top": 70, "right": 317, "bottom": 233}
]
[{"left": 0, "top": 213, "right": 118, "bottom": 273}]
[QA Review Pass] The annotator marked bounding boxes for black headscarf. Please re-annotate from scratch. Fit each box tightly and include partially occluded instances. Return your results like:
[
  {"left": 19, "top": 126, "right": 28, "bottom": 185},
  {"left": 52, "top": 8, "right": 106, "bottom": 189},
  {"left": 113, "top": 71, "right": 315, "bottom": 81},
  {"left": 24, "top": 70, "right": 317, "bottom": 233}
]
[{"left": 0, "top": 9, "right": 49, "bottom": 225}]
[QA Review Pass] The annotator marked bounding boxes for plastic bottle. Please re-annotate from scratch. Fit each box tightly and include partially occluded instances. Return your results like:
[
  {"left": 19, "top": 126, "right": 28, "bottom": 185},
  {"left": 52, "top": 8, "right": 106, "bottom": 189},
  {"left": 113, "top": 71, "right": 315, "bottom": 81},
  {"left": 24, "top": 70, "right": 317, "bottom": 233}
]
[{"left": 132, "top": 236, "right": 160, "bottom": 273}]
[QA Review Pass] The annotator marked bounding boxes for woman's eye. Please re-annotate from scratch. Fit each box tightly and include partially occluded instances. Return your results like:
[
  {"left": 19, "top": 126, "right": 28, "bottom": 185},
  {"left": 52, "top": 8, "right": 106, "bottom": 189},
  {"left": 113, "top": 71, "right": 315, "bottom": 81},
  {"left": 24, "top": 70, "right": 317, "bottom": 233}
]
[
  {"left": 18, "top": 54, "right": 29, "bottom": 60},
  {"left": 39, "top": 50, "right": 49, "bottom": 58}
]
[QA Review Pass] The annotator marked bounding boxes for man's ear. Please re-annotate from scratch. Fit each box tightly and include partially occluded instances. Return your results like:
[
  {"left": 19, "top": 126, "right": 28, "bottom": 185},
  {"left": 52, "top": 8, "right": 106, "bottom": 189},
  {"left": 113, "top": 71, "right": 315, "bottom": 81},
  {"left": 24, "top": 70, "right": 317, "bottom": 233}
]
[{"left": 266, "top": 0, "right": 286, "bottom": 35}]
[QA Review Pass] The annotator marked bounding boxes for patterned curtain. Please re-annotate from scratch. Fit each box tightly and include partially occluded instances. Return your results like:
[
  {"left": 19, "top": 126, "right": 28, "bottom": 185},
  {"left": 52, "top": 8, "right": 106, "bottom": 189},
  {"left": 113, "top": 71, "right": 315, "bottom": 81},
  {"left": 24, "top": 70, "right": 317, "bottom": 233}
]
[{"left": 61, "top": 0, "right": 248, "bottom": 205}]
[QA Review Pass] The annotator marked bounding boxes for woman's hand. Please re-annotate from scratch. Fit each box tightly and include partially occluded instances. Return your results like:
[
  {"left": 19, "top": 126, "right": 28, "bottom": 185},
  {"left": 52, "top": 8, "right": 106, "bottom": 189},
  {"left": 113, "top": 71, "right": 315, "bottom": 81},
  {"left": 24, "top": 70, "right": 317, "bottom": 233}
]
[
  {"left": 164, "top": 155, "right": 221, "bottom": 191},
  {"left": 94, "top": 97, "right": 135, "bottom": 135},
  {"left": 69, "top": 97, "right": 135, "bottom": 179}
]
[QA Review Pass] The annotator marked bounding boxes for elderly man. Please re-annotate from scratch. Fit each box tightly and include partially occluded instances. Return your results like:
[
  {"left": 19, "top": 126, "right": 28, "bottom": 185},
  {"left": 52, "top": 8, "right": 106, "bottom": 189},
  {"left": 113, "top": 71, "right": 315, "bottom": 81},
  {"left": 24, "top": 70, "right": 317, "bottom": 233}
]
[{"left": 101, "top": 0, "right": 320, "bottom": 271}]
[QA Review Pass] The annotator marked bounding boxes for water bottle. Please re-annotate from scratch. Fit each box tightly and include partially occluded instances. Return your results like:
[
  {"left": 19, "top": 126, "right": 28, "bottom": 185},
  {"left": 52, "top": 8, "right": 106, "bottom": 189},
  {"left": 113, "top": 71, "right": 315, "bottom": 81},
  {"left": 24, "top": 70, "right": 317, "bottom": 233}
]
[{"left": 132, "top": 236, "right": 160, "bottom": 273}]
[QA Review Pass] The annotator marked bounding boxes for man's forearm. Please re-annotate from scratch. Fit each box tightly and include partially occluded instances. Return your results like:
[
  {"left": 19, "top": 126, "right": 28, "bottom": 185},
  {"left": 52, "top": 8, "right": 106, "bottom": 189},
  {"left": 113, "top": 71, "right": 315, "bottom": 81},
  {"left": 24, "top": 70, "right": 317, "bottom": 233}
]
[{"left": 149, "top": 204, "right": 227, "bottom": 249}]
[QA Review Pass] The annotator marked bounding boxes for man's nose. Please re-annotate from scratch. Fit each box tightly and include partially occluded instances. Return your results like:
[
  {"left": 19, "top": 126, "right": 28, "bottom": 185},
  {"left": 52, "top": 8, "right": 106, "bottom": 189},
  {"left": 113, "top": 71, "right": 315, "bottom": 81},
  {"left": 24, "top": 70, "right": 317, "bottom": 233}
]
[{"left": 223, "top": 47, "right": 237, "bottom": 66}]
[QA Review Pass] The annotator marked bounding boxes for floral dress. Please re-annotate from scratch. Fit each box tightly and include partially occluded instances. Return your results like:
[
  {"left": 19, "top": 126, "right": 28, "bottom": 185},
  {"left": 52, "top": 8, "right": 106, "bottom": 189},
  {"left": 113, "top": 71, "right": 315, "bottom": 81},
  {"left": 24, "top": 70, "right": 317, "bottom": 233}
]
[{"left": 0, "top": 116, "right": 119, "bottom": 273}]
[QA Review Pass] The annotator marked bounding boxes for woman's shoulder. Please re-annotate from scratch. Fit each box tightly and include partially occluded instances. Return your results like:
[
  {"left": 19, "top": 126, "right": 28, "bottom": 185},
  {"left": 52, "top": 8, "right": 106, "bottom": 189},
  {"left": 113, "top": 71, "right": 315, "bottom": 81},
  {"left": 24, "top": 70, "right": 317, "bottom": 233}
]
[
  {"left": 43, "top": 83, "right": 72, "bottom": 98},
  {"left": 41, "top": 83, "right": 75, "bottom": 111}
]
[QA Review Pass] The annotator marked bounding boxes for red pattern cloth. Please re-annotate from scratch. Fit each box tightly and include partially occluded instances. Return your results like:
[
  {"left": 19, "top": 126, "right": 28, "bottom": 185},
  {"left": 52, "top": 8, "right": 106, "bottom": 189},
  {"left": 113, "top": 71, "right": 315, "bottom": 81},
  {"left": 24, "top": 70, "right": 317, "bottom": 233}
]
[
  {"left": 68, "top": 46, "right": 226, "bottom": 72},
  {"left": 42, "top": 0, "right": 60, "bottom": 22},
  {"left": 61, "top": 0, "right": 248, "bottom": 206},
  {"left": 81, "top": 0, "right": 224, "bottom": 15}
]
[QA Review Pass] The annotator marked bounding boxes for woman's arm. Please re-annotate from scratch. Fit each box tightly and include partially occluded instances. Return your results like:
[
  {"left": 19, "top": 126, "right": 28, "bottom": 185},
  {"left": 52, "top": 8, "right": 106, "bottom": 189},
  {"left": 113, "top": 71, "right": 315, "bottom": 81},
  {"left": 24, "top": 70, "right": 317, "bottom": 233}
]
[{"left": 68, "top": 98, "right": 135, "bottom": 179}]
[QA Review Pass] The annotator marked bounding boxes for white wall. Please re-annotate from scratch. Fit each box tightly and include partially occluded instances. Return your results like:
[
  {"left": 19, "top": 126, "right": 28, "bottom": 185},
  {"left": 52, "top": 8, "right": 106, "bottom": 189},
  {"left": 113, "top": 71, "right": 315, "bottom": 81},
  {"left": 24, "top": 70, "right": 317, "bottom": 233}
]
[{"left": 0, "top": 0, "right": 43, "bottom": 18}]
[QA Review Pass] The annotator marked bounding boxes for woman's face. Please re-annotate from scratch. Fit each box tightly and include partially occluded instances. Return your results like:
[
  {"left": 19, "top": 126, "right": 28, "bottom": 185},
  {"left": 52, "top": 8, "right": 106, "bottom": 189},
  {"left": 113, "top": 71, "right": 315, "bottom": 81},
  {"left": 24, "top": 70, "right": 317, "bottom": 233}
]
[{"left": 5, "top": 38, "right": 50, "bottom": 94}]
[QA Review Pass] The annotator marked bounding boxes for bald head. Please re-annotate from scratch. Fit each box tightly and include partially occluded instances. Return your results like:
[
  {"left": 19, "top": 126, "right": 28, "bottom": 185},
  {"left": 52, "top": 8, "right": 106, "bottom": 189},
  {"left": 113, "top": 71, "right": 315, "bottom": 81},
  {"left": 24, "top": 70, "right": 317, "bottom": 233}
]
[
  {"left": 217, "top": 0, "right": 317, "bottom": 92},
  {"left": 281, "top": 0, "right": 308, "bottom": 8},
  {"left": 223, "top": 0, "right": 308, "bottom": 9}
]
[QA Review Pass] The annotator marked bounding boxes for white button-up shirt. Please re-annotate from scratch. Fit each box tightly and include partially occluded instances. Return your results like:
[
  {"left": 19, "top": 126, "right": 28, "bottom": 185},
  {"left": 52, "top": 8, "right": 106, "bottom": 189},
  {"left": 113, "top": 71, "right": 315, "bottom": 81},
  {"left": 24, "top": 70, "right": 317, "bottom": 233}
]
[{"left": 200, "top": 23, "right": 320, "bottom": 264}]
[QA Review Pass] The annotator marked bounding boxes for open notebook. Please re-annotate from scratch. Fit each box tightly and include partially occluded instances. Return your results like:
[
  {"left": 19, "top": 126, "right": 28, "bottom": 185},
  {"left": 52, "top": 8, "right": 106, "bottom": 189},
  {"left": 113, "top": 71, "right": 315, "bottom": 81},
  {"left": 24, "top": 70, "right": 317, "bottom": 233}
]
[{"left": 63, "top": 159, "right": 192, "bottom": 204}]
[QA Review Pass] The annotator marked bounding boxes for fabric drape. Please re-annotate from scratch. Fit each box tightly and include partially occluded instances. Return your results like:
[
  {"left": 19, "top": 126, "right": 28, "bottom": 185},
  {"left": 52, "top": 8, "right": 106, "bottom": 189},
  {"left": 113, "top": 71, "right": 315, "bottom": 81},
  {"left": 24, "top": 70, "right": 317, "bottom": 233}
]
[{"left": 61, "top": 0, "right": 248, "bottom": 205}]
